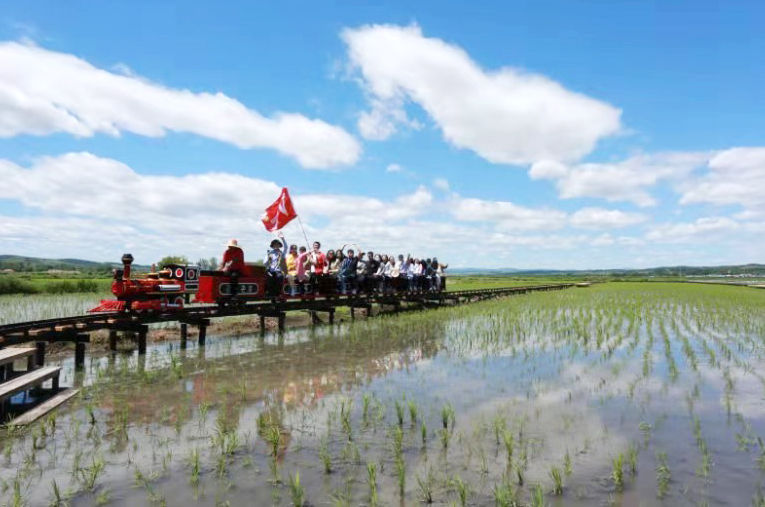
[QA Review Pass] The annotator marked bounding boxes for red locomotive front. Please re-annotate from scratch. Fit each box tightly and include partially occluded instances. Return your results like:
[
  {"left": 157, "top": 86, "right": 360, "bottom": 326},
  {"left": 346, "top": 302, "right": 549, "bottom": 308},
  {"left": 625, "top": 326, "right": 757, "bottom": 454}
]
[{"left": 89, "top": 254, "right": 196, "bottom": 313}]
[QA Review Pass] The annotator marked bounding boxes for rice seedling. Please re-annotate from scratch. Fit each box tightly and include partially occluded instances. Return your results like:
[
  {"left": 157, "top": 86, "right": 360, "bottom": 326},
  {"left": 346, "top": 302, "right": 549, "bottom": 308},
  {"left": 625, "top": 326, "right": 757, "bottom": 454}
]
[
  {"left": 367, "top": 462, "right": 378, "bottom": 506},
  {"left": 655, "top": 451, "right": 671, "bottom": 498},
  {"left": 288, "top": 471, "right": 305, "bottom": 507},
  {"left": 395, "top": 399, "right": 405, "bottom": 427},
  {"left": 493, "top": 414, "right": 507, "bottom": 446},
  {"left": 408, "top": 400, "right": 419, "bottom": 425},
  {"left": 395, "top": 457, "right": 406, "bottom": 496},
  {"left": 362, "top": 394, "right": 371, "bottom": 424},
  {"left": 189, "top": 448, "right": 201, "bottom": 485},
  {"left": 319, "top": 437, "right": 332, "bottom": 474},
  {"left": 492, "top": 477, "right": 516, "bottom": 507},
  {"left": 549, "top": 466, "right": 563, "bottom": 495},
  {"left": 421, "top": 421, "right": 427, "bottom": 446},
  {"left": 611, "top": 453, "right": 624, "bottom": 490},
  {"left": 416, "top": 467, "right": 435, "bottom": 503},
  {"left": 502, "top": 430, "right": 514, "bottom": 466},
  {"left": 439, "top": 427, "right": 451, "bottom": 449},
  {"left": 79, "top": 455, "right": 106, "bottom": 491},
  {"left": 627, "top": 443, "right": 638, "bottom": 475},
  {"left": 441, "top": 403, "right": 455, "bottom": 430},
  {"left": 531, "top": 483, "right": 545, "bottom": 507},
  {"left": 563, "top": 450, "right": 572, "bottom": 476},
  {"left": 450, "top": 474, "right": 469, "bottom": 506}
]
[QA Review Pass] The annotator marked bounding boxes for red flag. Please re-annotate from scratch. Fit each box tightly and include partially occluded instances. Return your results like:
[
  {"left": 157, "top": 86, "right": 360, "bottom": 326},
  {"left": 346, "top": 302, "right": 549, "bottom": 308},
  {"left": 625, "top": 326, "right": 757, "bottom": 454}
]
[{"left": 261, "top": 187, "right": 297, "bottom": 232}]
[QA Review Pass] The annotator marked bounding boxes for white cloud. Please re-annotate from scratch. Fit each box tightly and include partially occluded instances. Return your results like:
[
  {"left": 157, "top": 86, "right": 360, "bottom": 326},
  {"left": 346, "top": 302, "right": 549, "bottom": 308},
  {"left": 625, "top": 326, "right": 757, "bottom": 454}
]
[
  {"left": 342, "top": 24, "right": 621, "bottom": 164},
  {"left": 680, "top": 147, "right": 765, "bottom": 213},
  {"left": 570, "top": 207, "right": 647, "bottom": 229},
  {"left": 0, "top": 153, "right": 444, "bottom": 262},
  {"left": 645, "top": 217, "right": 739, "bottom": 243},
  {"left": 451, "top": 197, "right": 567, "bottom": 231},
  {"left": 534, "top": 152, "right": 709, "bottom": 206},
  {"left": 0, "top": 41, "right": 361, "bottom": 168},
  {"left": 433, "top": 178, "right": 450, "bottom": 191},
  {"left": 385, "top": 163, "right": 403, "bottom": 173}
]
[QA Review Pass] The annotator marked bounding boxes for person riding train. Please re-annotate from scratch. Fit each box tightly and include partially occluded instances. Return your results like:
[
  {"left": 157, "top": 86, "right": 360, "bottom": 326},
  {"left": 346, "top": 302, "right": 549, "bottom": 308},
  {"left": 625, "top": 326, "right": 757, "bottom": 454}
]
[{"left": 264, "top": 232, "right": 288, "bottom": 299}]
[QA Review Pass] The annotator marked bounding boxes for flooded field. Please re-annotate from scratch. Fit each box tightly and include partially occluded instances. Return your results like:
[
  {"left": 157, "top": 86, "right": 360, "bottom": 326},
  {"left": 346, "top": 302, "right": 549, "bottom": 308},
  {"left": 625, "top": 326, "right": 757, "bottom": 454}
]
[
  {"left": 0, "top": 293, "right": 109, "bottom": 326},
  {"left": 2, "top": 282, "right": 765, "bottom": 506}
]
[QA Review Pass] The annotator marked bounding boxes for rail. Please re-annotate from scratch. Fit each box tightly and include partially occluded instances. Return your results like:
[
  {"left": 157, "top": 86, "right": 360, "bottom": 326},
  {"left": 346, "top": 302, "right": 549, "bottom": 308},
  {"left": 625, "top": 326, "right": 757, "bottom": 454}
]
[{"left": 0, "top": 284, "right": 574, "bottom": 351}]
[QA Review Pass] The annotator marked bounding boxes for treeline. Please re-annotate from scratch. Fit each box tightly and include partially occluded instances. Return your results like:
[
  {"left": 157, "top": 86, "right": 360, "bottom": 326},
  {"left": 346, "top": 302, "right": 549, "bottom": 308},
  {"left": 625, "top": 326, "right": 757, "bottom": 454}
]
[
  {"left": 0, "top": 277, "right": 109, "bottom": 295},
  {"left": 0, "top": 255, "right": 118, "bottom": 274}
]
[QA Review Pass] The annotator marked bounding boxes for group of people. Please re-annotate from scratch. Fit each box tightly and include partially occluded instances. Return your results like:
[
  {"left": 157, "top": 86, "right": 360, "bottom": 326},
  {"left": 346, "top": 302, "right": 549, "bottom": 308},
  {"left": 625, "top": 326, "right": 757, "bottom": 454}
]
[{"left": 223, "top": 233, "right": 447, "bottom": 297}]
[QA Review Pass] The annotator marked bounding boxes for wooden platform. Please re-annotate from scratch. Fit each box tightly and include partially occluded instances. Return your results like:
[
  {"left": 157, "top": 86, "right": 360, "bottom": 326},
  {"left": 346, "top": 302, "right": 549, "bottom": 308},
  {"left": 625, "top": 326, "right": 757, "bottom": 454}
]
[
  {"left": 8, "top": 389, "right": 79, "bottom": 426},
  {"left": 0, "top": 366, "right": 61, "bottom": 402}
]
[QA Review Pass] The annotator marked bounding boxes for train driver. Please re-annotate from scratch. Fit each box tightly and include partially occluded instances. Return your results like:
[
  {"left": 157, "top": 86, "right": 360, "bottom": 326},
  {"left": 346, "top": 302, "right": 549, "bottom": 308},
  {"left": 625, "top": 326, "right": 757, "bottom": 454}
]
[{"left": 221, "top": 239, "right": 245, "bottom": 274}]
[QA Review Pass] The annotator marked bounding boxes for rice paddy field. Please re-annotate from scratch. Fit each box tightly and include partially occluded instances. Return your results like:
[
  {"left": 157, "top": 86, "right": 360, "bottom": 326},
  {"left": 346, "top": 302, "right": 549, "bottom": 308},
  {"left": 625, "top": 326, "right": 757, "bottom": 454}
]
[{"left": 2, "top": 282, "right": 765, "bottom": 506}]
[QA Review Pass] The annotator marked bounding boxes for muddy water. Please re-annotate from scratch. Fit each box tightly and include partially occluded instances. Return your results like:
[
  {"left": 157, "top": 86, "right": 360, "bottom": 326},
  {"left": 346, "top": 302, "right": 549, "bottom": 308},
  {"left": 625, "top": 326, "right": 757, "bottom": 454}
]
[{"left": 2, "top": 283, "right": 765, "bottom": 506}]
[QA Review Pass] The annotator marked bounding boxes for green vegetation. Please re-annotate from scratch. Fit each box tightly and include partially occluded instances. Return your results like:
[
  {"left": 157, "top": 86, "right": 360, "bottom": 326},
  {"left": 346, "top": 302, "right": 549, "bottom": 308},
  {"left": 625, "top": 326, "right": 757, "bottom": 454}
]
[{"left": 0, "top": 275, "right": 110, "bottom": 295}]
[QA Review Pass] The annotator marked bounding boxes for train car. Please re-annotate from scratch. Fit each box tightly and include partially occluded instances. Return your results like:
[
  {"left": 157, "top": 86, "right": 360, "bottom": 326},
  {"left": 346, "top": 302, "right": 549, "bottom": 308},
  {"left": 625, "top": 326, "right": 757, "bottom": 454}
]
[
  {"left": 90, "top": 252, "right": 446, "bottom": 314},
  {"left": 194, "top": 263, "right": 266, "bottom": 305}
]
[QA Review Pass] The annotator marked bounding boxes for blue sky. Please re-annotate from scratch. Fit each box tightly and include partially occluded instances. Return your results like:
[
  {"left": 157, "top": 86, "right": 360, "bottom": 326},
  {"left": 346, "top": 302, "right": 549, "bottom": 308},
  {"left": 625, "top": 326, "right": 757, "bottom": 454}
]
[{"left": 1, "top": 1, "right": 763, "bottom": 268}]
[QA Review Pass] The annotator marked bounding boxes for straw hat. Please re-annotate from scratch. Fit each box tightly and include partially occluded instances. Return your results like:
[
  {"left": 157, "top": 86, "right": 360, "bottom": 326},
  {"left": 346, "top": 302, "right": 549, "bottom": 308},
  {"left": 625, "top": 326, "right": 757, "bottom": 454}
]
[{"left": 226, "top": 239, "right": 240, "bottom": 248}]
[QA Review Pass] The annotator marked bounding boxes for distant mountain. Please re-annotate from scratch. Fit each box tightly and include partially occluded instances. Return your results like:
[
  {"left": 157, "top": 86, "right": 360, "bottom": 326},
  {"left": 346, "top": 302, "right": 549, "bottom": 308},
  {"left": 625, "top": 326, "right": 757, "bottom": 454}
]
[
  {"left": 0, "top": 255, "right": 147, "bottom": 274},
  {"left": 449, "top": 263, "right": 765, "bottom": 277}
]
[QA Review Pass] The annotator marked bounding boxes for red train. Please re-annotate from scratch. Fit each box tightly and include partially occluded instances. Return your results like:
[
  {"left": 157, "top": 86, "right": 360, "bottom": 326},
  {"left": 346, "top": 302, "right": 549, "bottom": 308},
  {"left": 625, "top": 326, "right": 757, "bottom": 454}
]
[{"left": 90, "top": 252, "right": 444, "bottom": 313}]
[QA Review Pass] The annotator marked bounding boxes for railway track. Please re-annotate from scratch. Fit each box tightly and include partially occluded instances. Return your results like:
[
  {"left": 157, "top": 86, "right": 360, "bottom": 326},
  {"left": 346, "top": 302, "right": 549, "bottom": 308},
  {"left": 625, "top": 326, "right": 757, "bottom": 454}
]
[{"left": 0, "top": 284, "right": 573, "bottom": 347}]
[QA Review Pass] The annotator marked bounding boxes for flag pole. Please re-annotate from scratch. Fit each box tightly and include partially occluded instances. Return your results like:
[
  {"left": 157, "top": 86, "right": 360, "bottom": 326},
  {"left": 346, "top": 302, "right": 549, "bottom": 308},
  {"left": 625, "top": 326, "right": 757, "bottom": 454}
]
[{"left": 295, "top": 214, "right": 311, "bottom": 250}]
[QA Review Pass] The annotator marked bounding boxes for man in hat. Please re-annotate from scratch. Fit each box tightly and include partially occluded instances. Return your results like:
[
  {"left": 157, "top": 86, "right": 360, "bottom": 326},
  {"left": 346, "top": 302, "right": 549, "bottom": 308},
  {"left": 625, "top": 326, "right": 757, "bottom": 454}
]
[
  {"left": 264, "top": 232, "right": 288, "bottom": 298},
  {"left": 221, "top": 239, "right": 245, "bottom": 275}
]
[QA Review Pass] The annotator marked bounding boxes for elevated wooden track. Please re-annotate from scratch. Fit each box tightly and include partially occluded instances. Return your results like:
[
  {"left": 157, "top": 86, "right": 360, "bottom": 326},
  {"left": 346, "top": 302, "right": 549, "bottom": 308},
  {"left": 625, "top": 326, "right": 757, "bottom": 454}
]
[{"left": 0, "top": 284, "right": 575, "bottom": 424}]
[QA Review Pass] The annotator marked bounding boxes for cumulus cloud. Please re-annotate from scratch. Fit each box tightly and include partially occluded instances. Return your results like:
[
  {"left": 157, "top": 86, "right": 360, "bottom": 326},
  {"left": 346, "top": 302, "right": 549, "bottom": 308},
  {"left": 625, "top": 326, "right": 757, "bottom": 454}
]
[
  {"left": 0, "top": 153, "right": 445, "bottom": 261},
  {"left": 433, "top": 178, "right": 450, "bottom": 191},
  {"left": 680, "top": 147, "right": 765, "bottom": 213},
  {"left": 569, "top": 207, "right": 647, "bottom": 229},
  {"left": 451, "top": 197, "right": 567, "bottom": 231},
  {"left": 385, "top": 163, "right": 403, "bottom": 173},
  {"left": 0, "top": 41, "right": 361, "bottom": 168},
  {"left": 646, "top": 217, "right": 740, "bottom": 243},
  {"left": 532, "top": 152, "right": 709, "bottom": 206},
  {"left": 342, "top": 24, "right": 621, "bottom": 164}
]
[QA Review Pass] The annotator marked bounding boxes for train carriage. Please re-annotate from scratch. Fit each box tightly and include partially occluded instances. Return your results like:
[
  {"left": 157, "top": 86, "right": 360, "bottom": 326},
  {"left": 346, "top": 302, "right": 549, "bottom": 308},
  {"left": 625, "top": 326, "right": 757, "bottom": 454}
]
[{"left": 90, "top": 251, "right": 443, "bottom": 314}]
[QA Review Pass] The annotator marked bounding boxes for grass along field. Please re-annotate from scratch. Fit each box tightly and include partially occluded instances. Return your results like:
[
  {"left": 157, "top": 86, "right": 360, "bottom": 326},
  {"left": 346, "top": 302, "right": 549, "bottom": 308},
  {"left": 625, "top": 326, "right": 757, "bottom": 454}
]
[{"left": 2, "top": 282, "right": 765, "bottom": 505}]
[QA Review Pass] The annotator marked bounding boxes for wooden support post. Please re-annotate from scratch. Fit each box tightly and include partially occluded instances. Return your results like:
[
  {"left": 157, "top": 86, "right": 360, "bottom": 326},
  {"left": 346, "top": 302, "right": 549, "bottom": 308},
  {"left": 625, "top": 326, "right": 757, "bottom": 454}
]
[
  {"left": 350, "top": 307, "right": 355, "bottom": 320},
  {"left": 109, "top": 330, "right": 118, "bottom": 352},
  {"left": 309, "top": 310, "right": 317, "bottom": 325},
  {"left": 35, "top": 341, "right": 46, "bottom": 367},
  {"left": 259, "top": 314, "right": 266, "bottom": 333},
  {"left": 278, "top": 312, "right": 286, "bottom": 332},
  {"left": 180, "top": 323, "right": 187, "bottom": 349},
  {"left": 138, "top": 327, "right": 147, "bottom": 355},
  {"left": 329, "top": 308, "right": 335, "bottom": 325},
  {"left": 198, "top": 324, "right": 206, "bottom": 346},
  {"left": 75, "top": 342, "right": 86, "bottom": 370}
]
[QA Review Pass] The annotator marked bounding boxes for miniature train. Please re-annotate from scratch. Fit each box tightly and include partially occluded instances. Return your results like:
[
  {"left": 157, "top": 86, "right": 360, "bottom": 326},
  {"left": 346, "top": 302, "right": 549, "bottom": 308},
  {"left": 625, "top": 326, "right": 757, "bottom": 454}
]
[{"left": 89, "top": 253, "right": 445, "bottom": 313}]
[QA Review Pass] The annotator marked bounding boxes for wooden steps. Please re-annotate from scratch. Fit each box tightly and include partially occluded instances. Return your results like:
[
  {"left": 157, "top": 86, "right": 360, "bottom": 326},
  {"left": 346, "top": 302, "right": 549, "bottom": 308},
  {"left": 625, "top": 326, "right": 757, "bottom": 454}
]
[
  {"left": 8, "top": 389, "right": 79, "bottom": 426},
  {"left": 0, "top": 366, "right": 61, "bottom": 402},
  {"left": 0, "top": 347, "right": 35, "bottom": 366}
]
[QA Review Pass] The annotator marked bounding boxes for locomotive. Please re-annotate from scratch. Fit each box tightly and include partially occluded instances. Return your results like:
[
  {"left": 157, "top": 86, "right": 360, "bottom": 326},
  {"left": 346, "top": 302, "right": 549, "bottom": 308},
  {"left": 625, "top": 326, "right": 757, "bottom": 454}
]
[{"left": 89, "top": 251, "right": 444, "bottom": 314}]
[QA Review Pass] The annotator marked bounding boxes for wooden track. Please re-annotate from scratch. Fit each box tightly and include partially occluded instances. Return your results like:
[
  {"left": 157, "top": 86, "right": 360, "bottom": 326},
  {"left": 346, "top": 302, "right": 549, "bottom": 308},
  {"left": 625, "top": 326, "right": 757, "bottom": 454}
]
[{"left": 0, "top": 284, "right": 574, "bottom": 348}]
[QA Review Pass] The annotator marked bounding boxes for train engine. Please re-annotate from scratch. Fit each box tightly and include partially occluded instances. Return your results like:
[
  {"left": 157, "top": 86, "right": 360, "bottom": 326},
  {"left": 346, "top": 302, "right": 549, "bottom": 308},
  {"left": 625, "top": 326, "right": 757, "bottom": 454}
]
[{"left": 89, "top": 254, "right": 199, "bottom": 313}]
